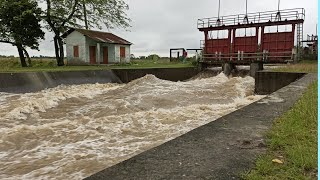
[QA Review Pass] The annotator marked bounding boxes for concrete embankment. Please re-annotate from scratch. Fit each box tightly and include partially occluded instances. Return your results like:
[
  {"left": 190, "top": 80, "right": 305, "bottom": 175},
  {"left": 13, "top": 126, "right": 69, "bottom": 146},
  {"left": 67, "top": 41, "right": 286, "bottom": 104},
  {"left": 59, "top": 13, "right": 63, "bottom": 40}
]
[
  {"left": 0, "top": 67, "right": 200, "bottom": 93},
  {"left": 85, "top": 73, "right": 317, "bottom": 180},
  {"left": 113, "top": 67, "right": 200, "bottom": 83},
  {"left": 0, "top": 70, "right": 121, "bottom": 93},
  {"left": 255, "top": 71, "right": 305, "bottom": 95}
]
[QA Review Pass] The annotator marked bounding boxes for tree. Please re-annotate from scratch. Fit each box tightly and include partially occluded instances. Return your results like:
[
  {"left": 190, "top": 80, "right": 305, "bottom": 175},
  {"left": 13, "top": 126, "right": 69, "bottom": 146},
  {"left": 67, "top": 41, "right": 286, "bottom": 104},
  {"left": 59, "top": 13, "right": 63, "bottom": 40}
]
[
  {"left": 41, "top": 0, "right": 130, "bottom": 66},
  {"left": 41, "top": 0, "right": 79, "bottom": 66},
  {"left": 79, "top": 0, "right": 130, "bottom": 30},
  {"left": 0, "top": 0, "right": 44, "bottom": 67}
]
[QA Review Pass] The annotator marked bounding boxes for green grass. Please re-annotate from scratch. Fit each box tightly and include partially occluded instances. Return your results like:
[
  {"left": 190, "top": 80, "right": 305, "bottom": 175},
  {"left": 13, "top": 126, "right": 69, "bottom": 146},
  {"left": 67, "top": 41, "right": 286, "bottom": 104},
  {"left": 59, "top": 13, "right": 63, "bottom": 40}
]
[
  {"left": 273, "top": 60, "right": 318, "bottom": 73},
  {"left": 0, "top": 57, "right": 195, "bottom": 72},
  {"left": 243, "top": 81, "right": 318, "bottom": 180}
]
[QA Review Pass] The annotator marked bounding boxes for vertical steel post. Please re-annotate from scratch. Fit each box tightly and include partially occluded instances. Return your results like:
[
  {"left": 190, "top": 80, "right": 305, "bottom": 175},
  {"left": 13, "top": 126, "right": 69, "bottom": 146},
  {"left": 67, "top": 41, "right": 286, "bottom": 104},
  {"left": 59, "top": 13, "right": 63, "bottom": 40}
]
[
  {"left": 261, "top": 26, "right": 265, "bottom": 52},
  {"left": 292, "top": 24, "right": 297, "bottom": 61},
  {"left": 218, "top": 0, "right": 221, "bottom": 19},
  {"left": 256, "top": 27, "right": 259, "bottom": 61},
  {"left": 204, "top": 31, "right": 208, "bottom": 54},
  {"left": 232, "top": 29, "right": 236, "bottom": 54},
  {"left": 246, "top": 0, "right": 248, "bottom": 15},
  {"left": 228, "top": 29, "right": 232, "bottom": 61},
  {"left": 292, "top": 24, "right": 296, "bottom": 49}
]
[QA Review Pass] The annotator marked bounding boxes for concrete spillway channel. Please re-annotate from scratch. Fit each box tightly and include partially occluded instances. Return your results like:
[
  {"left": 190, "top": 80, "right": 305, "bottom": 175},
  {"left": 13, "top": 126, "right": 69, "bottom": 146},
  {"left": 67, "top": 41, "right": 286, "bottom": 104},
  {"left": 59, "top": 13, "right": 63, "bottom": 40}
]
[
  {"left": 0, "top": 68, "right": 315, "bottom": 179},
  {"left": 85, "top": 72, "right": 316, "bottom": 180}
]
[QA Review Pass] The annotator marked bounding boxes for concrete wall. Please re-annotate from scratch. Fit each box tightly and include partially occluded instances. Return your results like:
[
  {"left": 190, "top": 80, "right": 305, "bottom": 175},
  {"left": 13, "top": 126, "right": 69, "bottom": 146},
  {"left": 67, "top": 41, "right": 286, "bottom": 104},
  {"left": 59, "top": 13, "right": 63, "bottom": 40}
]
[
  {"left": 1, "top": 69, "right": 306, "bottom": 95},
  {"left": 0, "top": 68, "right": 200, "bottom": 93},
  {"left": 98, "top": 44, "right": 117, "bottom": 64},
  {"left": 115, "top": 44, "right": 131, "bottom": 63},
  {"left": 113, "top": 67, "right": 200, "bottom": 83},
  {"left": 66, "top": 31, "right": 86, "bottom": 64},
  {"left": 0, "top": 71, "right": 122, "bottom": 93},
  {"left": 255, "top": 71, "right": 305, "bottom": 95}
]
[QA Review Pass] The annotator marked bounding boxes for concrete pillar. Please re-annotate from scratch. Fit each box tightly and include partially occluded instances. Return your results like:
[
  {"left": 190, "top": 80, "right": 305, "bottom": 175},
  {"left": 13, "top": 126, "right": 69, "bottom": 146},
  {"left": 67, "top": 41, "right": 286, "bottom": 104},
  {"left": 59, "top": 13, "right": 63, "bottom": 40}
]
[
  {"left": 97, "top": 43, "right": 101, "bottom": 64},
  {"left": 250, "top": 62, "right": 263, "bottom": 77},
  {"left": 223, "top": 63, "right": 233, "bottom": 76},
  {"left": 199, "top": 62, "right": 207, "bottom": 71}
]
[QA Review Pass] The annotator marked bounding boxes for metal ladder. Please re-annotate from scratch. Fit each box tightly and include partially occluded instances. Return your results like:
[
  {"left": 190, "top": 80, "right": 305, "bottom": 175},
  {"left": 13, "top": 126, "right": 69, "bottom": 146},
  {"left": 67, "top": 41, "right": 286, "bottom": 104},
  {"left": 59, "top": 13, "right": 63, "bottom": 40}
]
[{"left": 296, "top": 23, "right": 303, "bottom": 61}]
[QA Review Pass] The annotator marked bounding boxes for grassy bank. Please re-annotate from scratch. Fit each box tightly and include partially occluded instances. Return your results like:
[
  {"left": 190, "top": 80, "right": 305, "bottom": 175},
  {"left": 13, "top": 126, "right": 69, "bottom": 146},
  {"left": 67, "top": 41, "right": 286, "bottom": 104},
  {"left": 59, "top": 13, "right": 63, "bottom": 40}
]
[
  {"left": 0, "top": 57, "right": 194, "bottom": 72},
  {"left": 273, "top": 60, "right": 318, "bottom": 73},
  {"left": 243, "top": 82, "right": 318, "bottom": 179},
  {"left": 244, "top": 61, "right": 318, "bottom": 179}
]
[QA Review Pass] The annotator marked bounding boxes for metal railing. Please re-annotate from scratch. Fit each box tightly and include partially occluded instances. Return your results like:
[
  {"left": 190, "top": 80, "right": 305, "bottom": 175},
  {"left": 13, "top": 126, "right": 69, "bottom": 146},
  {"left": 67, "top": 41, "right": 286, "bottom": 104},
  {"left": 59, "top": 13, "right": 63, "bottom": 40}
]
[
  {"left": 198, "top": 8, "right": 305, "bottom": 29},
  {"left": 201, "top": 51, "right": 294, "bottom": 62},
  {"left": 306, "top": 35, "right": 318, "bottom": 42}
]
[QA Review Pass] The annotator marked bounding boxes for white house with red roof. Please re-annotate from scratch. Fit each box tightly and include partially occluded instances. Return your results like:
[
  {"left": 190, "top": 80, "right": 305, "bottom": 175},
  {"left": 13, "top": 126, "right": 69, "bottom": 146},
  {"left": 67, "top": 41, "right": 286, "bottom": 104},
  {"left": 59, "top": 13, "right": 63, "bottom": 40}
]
[{"left": 62, "top": 28, "right": 132, "bottom": 65}]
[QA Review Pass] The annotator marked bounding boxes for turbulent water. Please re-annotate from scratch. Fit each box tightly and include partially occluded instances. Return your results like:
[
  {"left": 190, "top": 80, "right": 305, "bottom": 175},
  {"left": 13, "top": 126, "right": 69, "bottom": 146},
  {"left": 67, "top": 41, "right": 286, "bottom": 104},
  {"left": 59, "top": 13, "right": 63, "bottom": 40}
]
[{"left": 0, "top": 73, "right": 264, "bottom": 180}]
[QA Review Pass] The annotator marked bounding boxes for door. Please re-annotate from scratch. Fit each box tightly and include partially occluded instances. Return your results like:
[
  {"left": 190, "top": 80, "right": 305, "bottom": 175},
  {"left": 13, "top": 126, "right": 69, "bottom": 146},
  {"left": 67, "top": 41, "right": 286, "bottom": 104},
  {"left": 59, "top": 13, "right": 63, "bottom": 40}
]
[
  {"left": 73, "top": 46, "right": 79, "bottom": 58},
  {"left": 89, "top": 46, "right": 96, "bottom": 64},
  {"left": 120, "top": 47, "right": 126, "bottom": 58},
  {"left": 103, "top": 47, "right": 108, "bottom": 64}
]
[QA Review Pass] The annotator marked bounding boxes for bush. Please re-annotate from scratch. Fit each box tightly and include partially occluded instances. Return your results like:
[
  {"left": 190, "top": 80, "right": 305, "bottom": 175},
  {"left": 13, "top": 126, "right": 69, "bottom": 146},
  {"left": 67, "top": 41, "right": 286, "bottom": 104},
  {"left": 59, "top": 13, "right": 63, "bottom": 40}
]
[{"left": 147, "top": 54, "right": 160, "bottom": 61}]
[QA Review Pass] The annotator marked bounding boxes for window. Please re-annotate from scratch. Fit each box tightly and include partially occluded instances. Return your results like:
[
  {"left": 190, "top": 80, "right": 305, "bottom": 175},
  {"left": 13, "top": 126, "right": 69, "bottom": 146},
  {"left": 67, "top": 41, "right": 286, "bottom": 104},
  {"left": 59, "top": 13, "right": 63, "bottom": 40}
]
[
  {"left": 73, "top": 46, "right": 79, "bottom": 58},
  {"left": 120, "top": 47, "right": 126, "bottom": 58}
]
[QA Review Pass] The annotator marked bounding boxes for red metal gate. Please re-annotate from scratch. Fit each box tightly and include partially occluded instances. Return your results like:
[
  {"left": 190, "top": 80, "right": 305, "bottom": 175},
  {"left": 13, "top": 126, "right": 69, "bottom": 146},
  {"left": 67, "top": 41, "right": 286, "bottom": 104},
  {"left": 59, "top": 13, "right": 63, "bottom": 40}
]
[
  {"left": 262, "top": 31, "right": 294, "bottom": 61},
  {"left": 206, "top": 39, "right": 230, "bottom": 54},
  {"left": 233, "top": 36, "right": 258, "bottom": 53}
]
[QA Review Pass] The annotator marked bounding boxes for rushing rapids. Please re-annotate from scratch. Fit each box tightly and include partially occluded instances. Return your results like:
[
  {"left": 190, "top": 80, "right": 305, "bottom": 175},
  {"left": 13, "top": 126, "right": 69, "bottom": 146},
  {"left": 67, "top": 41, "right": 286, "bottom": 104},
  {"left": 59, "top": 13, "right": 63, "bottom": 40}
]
[{"left": 0, "top": 73, "right": 264, "bottom": 179}]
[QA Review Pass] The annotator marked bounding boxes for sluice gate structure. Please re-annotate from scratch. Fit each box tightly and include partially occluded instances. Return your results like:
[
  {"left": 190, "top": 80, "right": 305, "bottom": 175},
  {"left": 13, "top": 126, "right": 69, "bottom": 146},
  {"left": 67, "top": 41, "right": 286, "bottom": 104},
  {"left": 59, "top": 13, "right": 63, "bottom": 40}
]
[{"left": 197, "top": 8, "right": 305, "bottom": 75}]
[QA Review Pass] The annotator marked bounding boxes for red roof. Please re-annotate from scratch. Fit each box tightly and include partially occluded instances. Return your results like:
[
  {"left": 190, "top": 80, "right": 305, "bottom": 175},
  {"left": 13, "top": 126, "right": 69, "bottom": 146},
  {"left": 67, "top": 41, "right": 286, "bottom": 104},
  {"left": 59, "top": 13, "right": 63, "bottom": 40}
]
[{"left": 62, "top": 28, "right": 132, "bottom": 45}]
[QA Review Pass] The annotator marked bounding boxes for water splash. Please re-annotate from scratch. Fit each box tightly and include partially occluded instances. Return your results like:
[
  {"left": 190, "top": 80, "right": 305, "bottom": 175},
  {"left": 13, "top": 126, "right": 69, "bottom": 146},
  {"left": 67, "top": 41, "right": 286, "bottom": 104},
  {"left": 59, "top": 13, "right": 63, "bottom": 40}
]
[{"left": 0, "top": 73, "right": 264, "bottom": 180}]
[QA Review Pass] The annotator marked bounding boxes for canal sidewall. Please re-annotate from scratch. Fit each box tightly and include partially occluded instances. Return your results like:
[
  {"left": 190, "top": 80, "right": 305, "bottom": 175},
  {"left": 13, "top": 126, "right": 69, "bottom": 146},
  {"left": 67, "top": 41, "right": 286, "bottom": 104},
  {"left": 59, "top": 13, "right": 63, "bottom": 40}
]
[
  {"left": 0, "top": 68, "right": 200, "bottom": 93},
  {"left": 0, "top": 68, "right": 306, "bottom": 94}
]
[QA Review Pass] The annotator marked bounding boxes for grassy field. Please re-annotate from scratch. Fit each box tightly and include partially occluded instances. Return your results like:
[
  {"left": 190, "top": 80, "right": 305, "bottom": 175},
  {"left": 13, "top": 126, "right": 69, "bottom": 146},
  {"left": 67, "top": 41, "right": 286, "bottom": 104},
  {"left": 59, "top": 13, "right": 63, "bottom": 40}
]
[
  {"left": 0, "top": 57, "right": 195, "bottom": 72},
  {"left": 243, "top": 60, "right": 318, "bottom": 180}
]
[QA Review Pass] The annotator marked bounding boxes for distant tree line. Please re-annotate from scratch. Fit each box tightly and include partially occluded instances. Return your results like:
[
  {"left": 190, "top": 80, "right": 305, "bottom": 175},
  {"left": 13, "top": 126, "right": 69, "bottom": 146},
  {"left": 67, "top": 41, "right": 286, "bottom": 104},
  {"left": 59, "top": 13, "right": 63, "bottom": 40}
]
[{"left": 0, "top": 0, "right": 131, "bottom": 67}]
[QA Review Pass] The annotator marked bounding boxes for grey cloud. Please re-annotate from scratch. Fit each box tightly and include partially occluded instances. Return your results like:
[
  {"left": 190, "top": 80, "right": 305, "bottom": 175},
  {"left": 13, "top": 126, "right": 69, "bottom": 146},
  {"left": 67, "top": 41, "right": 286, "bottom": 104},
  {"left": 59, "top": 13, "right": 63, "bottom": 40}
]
[{"left": 0, "top": 0, "right": 317, "bottom": 57}]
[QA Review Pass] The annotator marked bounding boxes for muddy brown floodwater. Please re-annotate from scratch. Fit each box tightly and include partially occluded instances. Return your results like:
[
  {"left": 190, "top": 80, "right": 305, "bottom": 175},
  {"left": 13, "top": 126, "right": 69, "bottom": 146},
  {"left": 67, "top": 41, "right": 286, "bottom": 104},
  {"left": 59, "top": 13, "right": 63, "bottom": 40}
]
[{"left": 0, "top": 73, "right": 264, "bottom": 180}]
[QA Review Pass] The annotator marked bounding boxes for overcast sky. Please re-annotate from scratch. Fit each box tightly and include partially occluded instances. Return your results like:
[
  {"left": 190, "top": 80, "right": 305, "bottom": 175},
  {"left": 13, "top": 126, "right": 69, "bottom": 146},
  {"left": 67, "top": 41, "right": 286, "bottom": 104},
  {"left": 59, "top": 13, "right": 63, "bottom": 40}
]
[{"left": 0, "top": 0, "right": 318, "bottom": 57}]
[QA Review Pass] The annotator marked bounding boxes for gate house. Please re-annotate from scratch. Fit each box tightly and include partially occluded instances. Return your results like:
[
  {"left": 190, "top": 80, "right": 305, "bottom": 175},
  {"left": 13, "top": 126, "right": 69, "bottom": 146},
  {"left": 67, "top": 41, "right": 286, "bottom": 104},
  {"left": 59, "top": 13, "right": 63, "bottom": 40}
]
[{"left": 63, "top": 28, "right": 132, "bottom": 65}]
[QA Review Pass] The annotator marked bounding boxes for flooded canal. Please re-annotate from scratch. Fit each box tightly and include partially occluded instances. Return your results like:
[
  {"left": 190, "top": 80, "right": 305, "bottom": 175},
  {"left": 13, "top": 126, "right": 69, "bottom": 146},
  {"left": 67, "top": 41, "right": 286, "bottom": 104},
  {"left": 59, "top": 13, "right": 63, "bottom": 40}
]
[{"left": 0, "top": 73, "right": 264, "bottom": 179}]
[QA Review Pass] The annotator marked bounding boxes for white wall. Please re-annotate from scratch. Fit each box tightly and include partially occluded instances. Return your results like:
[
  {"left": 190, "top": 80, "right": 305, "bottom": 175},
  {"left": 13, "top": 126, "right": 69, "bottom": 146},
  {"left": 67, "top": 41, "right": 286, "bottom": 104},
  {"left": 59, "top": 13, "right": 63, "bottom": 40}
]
[
  {"left": 115, "top": 45, "right": 131, "bottom": 63},
  {"left": 65, "top": 31, "right": 86, "bottom": 62},
  {"left": 95, "top": 44, "right": 119, "bottom": 64},
  {"left": 67, "top": 33, "right": 131, "bottom": 64}
]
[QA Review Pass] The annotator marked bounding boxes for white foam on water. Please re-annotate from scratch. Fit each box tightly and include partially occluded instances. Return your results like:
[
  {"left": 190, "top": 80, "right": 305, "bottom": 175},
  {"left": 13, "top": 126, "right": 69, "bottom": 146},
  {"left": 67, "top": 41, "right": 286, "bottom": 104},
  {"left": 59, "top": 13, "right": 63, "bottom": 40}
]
[
  {"left": 0, "top": 73, "right": 265, "bottom": 180},
  {"left": 1, "top": 83, "right": 120, "bottom": 120}
]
